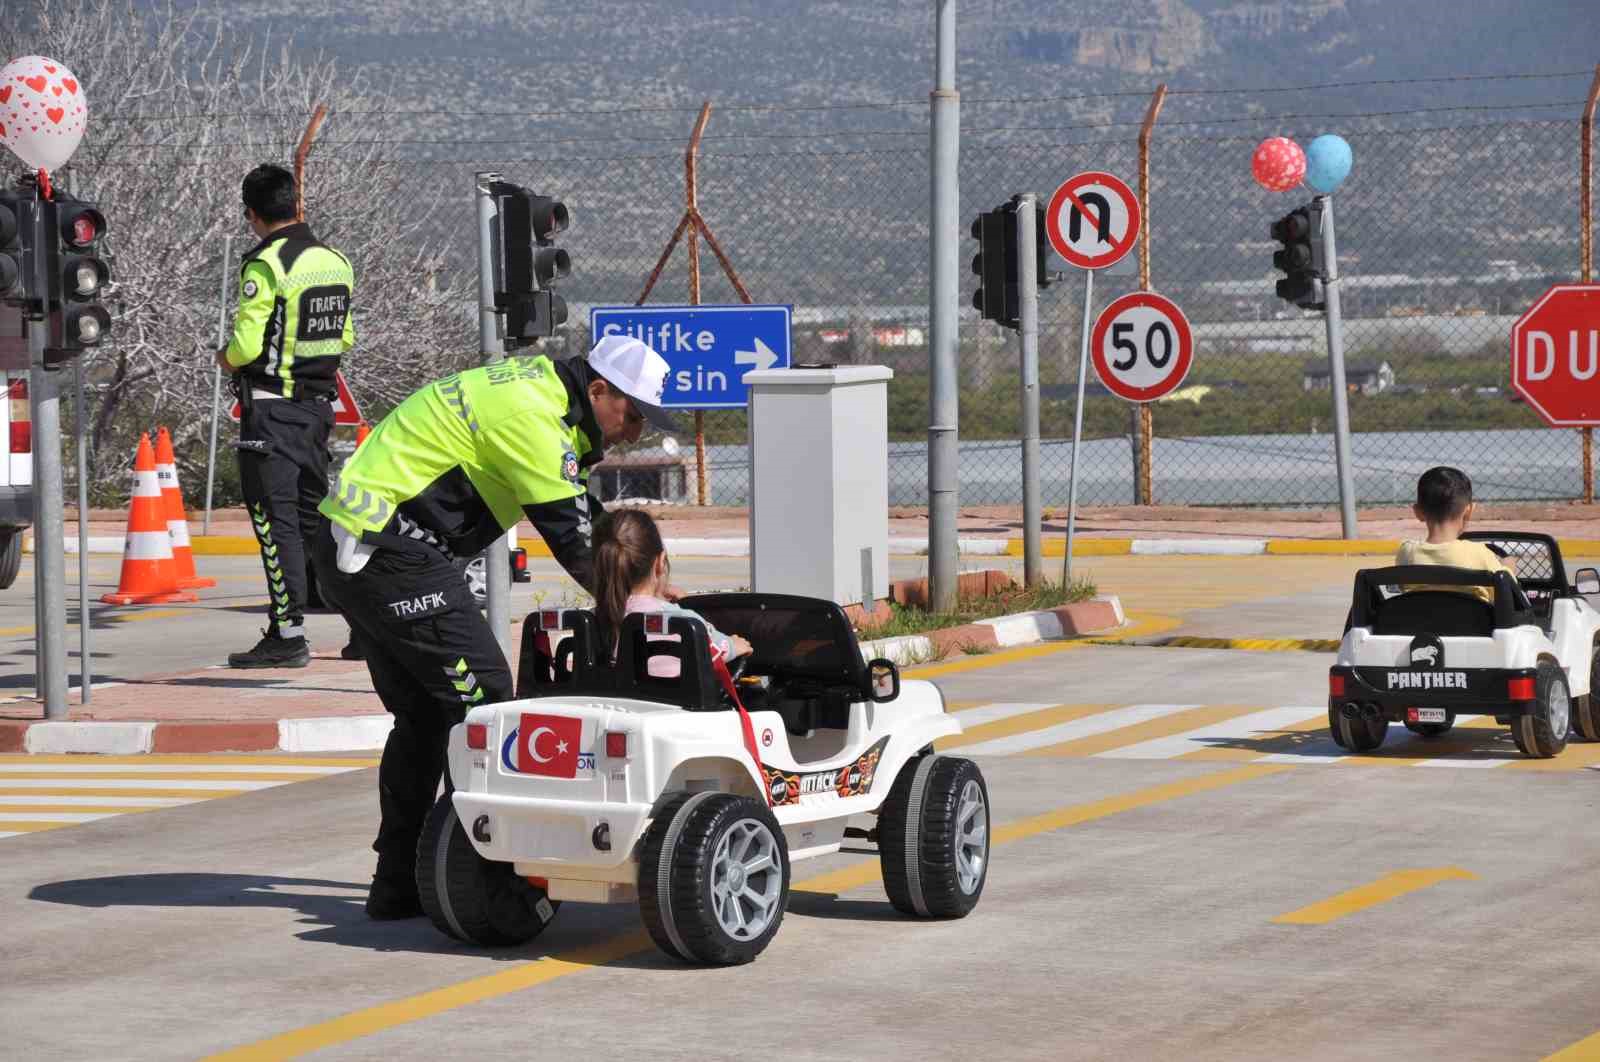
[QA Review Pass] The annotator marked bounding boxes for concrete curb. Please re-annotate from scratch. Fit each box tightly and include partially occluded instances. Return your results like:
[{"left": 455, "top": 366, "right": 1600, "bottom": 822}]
[{"left": 0, "top": 594, "right": 1127, "bottom": 755}]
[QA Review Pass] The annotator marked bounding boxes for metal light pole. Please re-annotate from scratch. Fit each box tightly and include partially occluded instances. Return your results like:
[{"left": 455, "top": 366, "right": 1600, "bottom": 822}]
[
  {"left": 203, "top": 235, "right": 233, "bottom": 535},
  {"left": 66, "top": 169, "right": 90, "bottom": 702},
  {"left": 1016, "top": 195, "right": 1041, "bottom": 587},
  {"left": 475, "top": 172, "right": 512, "bottom": 658},
  {"left": 29, "top": 315, "right": 68, "bottom": 718},
  {"left": 927, "top": 0, "right": 960, "bottom": 611},
  {"left": 1316, "top": 196, "right": 1358, "bottom": 538}
]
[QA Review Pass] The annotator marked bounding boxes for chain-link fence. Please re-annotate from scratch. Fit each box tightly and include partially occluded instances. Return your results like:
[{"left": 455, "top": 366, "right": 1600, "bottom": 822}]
[{"left": 58, "top": 70, "right": 1600, "bottom": 512}]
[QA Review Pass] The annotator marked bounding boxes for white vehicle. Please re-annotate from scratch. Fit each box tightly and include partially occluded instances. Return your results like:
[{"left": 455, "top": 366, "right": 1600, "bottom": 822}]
[
  {"left": 417, "top": 592, "right": 990, "bottom": 965},
  {"left": 0, "top": 308, "right": 31, "bottom": 590},
  {"left": 1329, "top": 532, "right": 1600, "bottom": 759}
]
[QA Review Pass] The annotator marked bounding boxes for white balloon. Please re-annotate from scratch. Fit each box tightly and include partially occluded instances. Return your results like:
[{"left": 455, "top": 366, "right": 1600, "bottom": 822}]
[
  {"left": 0, "top": 55, "right": 88, "bottom": 172},
  {"left": 661, "top": 436, "right": 680, "bottom": 456}
]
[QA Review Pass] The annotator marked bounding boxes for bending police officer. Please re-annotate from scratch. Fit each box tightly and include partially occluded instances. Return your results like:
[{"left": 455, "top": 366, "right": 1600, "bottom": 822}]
[
  {"left": 309, "top": 334, "right": 681, "bottom": 919},
  {"left": 217, "top": 163, "right": 356, "bottom": 669}
]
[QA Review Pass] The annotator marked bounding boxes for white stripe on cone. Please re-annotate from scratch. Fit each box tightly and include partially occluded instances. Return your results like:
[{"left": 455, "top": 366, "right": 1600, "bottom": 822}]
[{"left": 124, "top": 530, "right": 174, "bottom": 561}]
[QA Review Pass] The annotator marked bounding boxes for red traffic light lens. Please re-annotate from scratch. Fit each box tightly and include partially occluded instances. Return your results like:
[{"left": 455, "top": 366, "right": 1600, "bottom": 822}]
[{"left": 72, "top": 216, "right": 98, "bottom": 245}]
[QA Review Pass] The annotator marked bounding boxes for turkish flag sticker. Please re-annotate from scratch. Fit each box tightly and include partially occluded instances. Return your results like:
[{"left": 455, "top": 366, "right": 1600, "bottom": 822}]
[{"left": 516, "top": 713, "right": 582, "bottom": 777}]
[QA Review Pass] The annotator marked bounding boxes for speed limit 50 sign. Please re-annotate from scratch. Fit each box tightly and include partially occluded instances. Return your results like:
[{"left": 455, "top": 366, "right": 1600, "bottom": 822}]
[{"left": 1089, "top": 292, "right": 1194, "bottom": 403}]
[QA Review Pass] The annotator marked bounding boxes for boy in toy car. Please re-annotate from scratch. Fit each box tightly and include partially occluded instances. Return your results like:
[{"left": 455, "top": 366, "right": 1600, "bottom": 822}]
[{"left": 1395, "top": 466, "right": 1516, "bottom": 604}]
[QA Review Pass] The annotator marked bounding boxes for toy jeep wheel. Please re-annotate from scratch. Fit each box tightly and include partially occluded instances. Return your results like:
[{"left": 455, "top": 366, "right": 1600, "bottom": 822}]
[
  {"left": 1404, "top": 710, "right": 1456, "bottom": 737},
  {"left": 1335, "top": 710, "right": 1387, "bottom": 753},
  {"left": 639, "top": 792, "right": 790, "bottom": 965},
  {"left": 1573, "top": 647, "right": 1600, "bottom": 742},
  {"left": 1512, "top": 660, "right": 1570, "bottom": 759},
  {"left": 416, "top": 792, "right": 560, "bottom": 946},
  {"left": 879, "top": 755, "right": 989, "bottom": 918}
]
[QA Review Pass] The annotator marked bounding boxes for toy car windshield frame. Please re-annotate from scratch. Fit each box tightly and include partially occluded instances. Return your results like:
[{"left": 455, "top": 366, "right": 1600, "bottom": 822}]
[
  {"left": 1349, "top": 565, "right": 1534, "bottom": 635},
  {"left": 678, "top": 592, "right": 875, "bottom": 701},
  {"left": 1459, "top": 531, "right": 1568, "bottom": 595}
]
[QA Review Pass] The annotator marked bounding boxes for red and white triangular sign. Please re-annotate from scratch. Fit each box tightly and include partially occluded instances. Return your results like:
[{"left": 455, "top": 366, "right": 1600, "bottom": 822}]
[{"left": 228, "top": 371, "right": 362, "bottom": 425}]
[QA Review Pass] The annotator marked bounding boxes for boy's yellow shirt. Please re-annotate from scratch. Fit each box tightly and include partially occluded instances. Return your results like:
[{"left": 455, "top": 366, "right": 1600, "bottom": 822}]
[{"left": 1395, "top": 539, "right": 1509, "bottom": 605}]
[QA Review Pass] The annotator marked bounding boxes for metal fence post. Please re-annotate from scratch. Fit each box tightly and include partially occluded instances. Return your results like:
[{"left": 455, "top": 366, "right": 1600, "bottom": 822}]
[
  {"left": 1136, "top": 83, "right": 1166, "bottom": 507},
  {"left": 1580, "top": 63, "right": 1599, "bottom": 503},
  {"left": 476, "top": 172, "right": 512, "bottom": 659},
  {"left": 204, "top": 235, "right": 232, "bottom": 536},
  {"left": 927, "top": 0, "right": 960, "bottom": 611},
  {"left": 1017, "top": 195, "right": 1040, "bottom": 587},
  {"left": 1317, "top": 196, "right": 1359, "bottom": 538}
]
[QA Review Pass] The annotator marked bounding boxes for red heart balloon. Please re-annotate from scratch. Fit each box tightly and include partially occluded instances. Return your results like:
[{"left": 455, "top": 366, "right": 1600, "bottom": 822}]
[
  {"left": 62, "top": 78, "right": 77, "bottom": 95},
  {"left": 24, "top": 76, "right": 46, "bottom": 94},
  {"left": 44, "top": 65, "right": 56, "bottom": 73},
  {"left": 52, "top": 86, "right": 62, "bottom": 97},
  {"left": 0, "top": 86, "right": 10, "bottom": 104},
  {"left": 46, "top": 107, "right": 64, "bottom": 125}
]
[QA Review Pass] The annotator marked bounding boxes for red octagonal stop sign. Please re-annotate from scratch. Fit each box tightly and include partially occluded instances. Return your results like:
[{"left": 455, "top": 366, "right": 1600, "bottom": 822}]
[{"left": 1510, "top": 284, "right": 1600, "bottom": 427}]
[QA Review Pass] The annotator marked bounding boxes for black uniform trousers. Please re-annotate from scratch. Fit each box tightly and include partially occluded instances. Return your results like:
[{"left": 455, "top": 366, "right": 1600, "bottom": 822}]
[
  {"left": 309, "top": 523, "right": 513, "bottom": 887},
  {"left": 238, "top": 396, "right": 335, "bottom": 639}
]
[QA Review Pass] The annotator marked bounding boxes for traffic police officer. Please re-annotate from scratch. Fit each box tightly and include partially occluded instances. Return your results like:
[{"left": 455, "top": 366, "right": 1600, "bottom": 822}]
[
  {"left": 217, "top": 163, "right": 356, "bottom": 669},
  {"left": 309, "top": 334, "right": 681, "bottom": 918}
]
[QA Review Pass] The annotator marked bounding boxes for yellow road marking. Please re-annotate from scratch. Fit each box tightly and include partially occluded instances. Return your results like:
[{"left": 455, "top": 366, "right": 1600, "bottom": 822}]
[
  {"left": 1158, "top": 636, "right": 1340, "bottom": 653},
  {"left": 1023, "top": 703, "right": 1271, "bottom": 759},
  {"left": 0, "top": 804, "right": 172, "bottom": 814},
  {"left": 204, "top": 763, "right": 1286, "bottom": 1061},
  {"left": 0, "top": 820, "right": 74, "bottom": 833},
  {"left": 936, "top": 704, "right": 1117, "bottom": 751},
  {"left": 902, "top": 610, "right": 1182, "bottom": 680},
  {"left": 0, "top": 607, "right": 201, "bottom": 638},
  {"left": 1175, "top": 712, "right": 1329, "bottom": 762},
  {"left": 0, "top": 787, "right": 253, "bottom": 799},
  {"left": 1272, "top": 867, "right": 1477, "bottom": 924},
  {"left": 1508, "top": 740, "right": 1600, "bottom": 772},
  {"left": 1265, "top": 539, "right": 1401, "bottom": 556},
  {"left": 1544, "top": 1028, "right": 1600, "bottom": 1060}
]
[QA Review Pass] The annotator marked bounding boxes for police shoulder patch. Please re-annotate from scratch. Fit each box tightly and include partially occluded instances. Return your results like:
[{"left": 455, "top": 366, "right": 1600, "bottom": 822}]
[
  {"left": 561, "top": 450, "right": 580, "bottom": 485},
  {"left": 242, "top": 279, "right": 259, "bottom": 299}
]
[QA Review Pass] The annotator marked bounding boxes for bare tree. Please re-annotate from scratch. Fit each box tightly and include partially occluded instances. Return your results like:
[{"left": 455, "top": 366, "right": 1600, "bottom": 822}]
[{"left": 4, "top": 0, "right": 476, "bottom": 502}]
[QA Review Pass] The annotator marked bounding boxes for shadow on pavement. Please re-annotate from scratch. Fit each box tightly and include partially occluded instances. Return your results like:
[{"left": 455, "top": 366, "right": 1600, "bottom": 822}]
[{"left": 783, "top": 890, "right": 907, "bottom": 922}]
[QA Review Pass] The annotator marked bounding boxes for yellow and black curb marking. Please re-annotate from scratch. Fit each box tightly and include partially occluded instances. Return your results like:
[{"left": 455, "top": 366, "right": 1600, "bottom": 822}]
[{"left": 1095, "top": 634, "right": 1340, "bottom": 653}]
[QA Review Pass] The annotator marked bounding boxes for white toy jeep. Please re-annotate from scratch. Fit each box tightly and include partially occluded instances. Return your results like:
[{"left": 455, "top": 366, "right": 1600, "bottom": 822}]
[
  {"left": 1329, "top": 532, "right": 1600, "bottom": 759},
  {"left": 416, "top": 592, "right": 990, "bottom": 964}
]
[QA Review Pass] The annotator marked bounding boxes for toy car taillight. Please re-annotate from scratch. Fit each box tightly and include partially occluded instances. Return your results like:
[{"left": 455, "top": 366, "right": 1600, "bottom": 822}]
[
  {"left": 467, "top": 723, "right": 489, "bottom": 749},
  {"left": 644, "top": 613, "right": 667, "bottom": 634},
  {"left": 1508, "top": 676, "right": 1535, "bottom": 700},
  {"left": 1328, "top": 673, "right": 1345, "bottom": 697},
  {"left": 539, "top": 609, "right": 562, "bottom": 630},
  {"left": 605, "top": 731, "right": 628, "bottom": 758}
]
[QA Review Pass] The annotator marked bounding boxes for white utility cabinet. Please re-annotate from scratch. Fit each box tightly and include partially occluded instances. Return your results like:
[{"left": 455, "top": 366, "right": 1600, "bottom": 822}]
[{"left": 746, "top": 365, "right": 892, "bottom": 608}]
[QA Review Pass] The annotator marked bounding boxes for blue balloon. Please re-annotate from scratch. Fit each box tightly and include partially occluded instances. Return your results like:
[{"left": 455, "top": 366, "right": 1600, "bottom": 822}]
[{"left": 1305, "top": 134, "right": 1353, "bottom": 194}]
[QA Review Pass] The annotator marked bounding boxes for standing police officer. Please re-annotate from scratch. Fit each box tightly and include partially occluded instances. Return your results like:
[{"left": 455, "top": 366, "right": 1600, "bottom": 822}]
[
  {"left": 217, "top": 163, "right": 356, "bottom": 669},
  {"left": 310, "top": 334, "right": 680, "bottom": 918}
]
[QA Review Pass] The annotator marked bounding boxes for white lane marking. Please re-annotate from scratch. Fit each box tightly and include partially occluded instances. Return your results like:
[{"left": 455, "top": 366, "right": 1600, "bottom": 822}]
[
  {"left": 0, "top": 779, "right": 283, "bottom": 791},
  {"left": 959, "top": 704, "right": 1202, "bottom": 757},
  {"left": 1096, "top": 706, "right": 1326, "bottom": 760},
  {"left": 1415, "top": 757, "right": 1512, "bottom": 769},
  {"left": 0, "top": 795, "right": 198, "bottom": 807},
  {"left": 0, "top": 763, "right": 358, "bottom": 775},
  {"left": 948, "top": 702, "right": 1058, "bottom": 726},
  {"left": 1256, "top": 738, "right": 1347, "bottom": 764},
  {"left": 0, "top": 831, "right": 24, "bottom": 839},
  {"left": 0, "top": 812, "right": 122, "bottom": 823}
]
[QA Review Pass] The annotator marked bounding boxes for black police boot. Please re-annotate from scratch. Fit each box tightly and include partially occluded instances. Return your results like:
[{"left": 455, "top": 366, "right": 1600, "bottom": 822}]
[
  {"left": 228, "top": 629, "right": 311, "bottom": 669},
  {"left": 366, "top": 874, "right": 423, "bottom": 920}
]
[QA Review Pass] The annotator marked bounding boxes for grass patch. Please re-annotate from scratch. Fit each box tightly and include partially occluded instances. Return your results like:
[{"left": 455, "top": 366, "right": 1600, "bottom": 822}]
[{"left": 858, "top": 576, "right": 1097, "bottom": 641}]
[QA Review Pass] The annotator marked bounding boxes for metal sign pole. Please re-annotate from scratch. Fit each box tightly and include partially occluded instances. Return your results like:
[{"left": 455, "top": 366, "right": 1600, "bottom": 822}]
[
  {"left": 1016, "top": 195, "right": 1041, "bottom": 588},
  {"left": 1316, "top": 195, "right": 1358, "bottom": 538},
  {"left": 926, "top": 0, "right": 961, "bottom": 613},
  {"left": 475, "top": 172, "right": 511, "bottom": 658},
  {"left": 74, "top": 355, "right": 90, "bottom": 702},
  {"left": 29, "top": 316, "right": 68, "bottom": 718},
  {"left": 1063, "top": 266, "right": 1094, "bottom": 586},
  {"left": 203, "top": 234, "right": 233, "bottom": 536}
]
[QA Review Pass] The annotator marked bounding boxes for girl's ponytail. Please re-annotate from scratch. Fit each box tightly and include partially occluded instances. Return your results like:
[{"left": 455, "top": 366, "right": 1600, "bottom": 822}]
[{"left": 590, "top": 508, "right": 666, "bottom": 651}]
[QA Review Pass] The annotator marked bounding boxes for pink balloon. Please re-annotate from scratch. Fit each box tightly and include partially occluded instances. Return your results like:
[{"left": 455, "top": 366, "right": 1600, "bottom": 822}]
[
  {"left": 1251, "top": 136, "right": 1305, "bottom": 193},
  {"left": 0, "top": 54, "right": 88, "bottom": 172}
]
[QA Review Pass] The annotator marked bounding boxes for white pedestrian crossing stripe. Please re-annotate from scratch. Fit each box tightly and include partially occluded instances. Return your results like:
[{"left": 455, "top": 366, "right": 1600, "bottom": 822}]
[
  {"left": 0, "top": 756, "right": 375, "bottom": 840},
  {"left": 940, "top": 702, "right": 1600, "bottom": 772}
]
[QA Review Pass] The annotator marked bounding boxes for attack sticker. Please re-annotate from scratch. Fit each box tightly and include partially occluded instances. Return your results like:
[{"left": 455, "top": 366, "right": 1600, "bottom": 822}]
[{"left": 762, "top": 736, "right": 888, "bottom": 807}]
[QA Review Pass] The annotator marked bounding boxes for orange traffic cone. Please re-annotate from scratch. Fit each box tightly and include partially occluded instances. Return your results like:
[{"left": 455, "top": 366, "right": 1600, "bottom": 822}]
[
  {"left": 355, "top": 421, "right": 371, "bottom": 446},
  {"left": 101, "top": 433, "right": 199, "bottom": 605},
  {"left": 154, "top": 427, "right": 215, "bottom": 589}
]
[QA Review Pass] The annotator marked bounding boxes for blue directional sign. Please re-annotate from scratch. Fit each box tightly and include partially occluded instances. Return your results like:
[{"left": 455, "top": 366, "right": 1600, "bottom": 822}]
[{"left": 589, "top": 304, "right": 792, "bottom": 409}]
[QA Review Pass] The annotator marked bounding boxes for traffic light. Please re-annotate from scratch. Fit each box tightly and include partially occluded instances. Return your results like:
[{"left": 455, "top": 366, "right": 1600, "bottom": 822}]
[
  {"left": 46, "top": 197, "right": 112, "bottom": 364},
  {"left": 0, "top": 194, "right": 22, "bottom": 304},
  {"left": 489, "top": 181, "right": 571, "bottom": 347},
  {"left": 1270, "top": 202, "right": 1324, "bottom": 310},
  {"left": 970, "top": 201, "right": 1018, "bottom": 329}
]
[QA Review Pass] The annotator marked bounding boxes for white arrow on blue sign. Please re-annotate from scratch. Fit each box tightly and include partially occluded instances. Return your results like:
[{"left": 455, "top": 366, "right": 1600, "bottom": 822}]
[{"left": 589, "top": 304, "right": 792, "bottom": 409}]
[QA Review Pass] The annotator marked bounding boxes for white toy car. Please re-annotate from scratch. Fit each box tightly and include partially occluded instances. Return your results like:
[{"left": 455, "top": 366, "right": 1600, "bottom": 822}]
[
  {"left": 1329, "top": 532, "right": 1600, "bottom": 759},
  {"left": 415, "top": 592, "right": 990, "bottom": 964}
]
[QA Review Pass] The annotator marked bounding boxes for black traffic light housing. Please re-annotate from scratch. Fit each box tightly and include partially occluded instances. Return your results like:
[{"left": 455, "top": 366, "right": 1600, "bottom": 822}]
[
  {"left": 0, "top": 185, "right": 113, "bottom": 365},
  {"left": 489, "top": 180, "right": 571, "bottom": 347},
  {"left": 970, "top": 197, "right": 1052, "bottom": 331},
  {"left": 1270, "top": 201, "right": 1325, "bottom": 310},
  {"left": 0, "top": 194, "right": 22, "bottom": 304}
]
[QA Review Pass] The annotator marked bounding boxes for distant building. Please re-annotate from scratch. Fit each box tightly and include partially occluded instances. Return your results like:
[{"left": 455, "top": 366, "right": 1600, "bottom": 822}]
[{"left": 1302, "top": 360, "right": 1394, "bottom": 396}]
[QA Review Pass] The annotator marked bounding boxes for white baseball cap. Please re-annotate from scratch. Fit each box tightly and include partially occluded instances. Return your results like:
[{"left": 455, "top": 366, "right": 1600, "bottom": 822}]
[{"left": 585, "top": 334, "right": 684, "bottom": 434}]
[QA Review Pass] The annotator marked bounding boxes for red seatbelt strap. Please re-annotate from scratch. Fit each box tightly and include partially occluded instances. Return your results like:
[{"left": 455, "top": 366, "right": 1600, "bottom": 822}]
[
  {"left": 534, "top": 630, "right": 553, "bottom": 681},
  {"left": 712, "top": 655, "right": 771, "bottom": 807}
]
